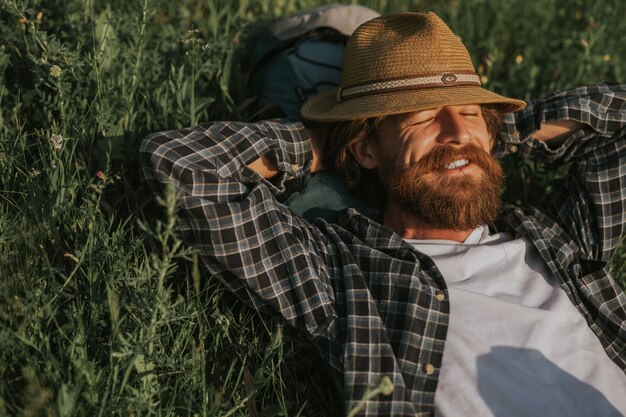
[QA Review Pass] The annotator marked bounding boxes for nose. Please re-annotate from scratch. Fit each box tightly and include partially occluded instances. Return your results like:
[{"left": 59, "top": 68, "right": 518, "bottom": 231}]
[{"left": 437, "top": 109, "right": 471, "bottom": 145}]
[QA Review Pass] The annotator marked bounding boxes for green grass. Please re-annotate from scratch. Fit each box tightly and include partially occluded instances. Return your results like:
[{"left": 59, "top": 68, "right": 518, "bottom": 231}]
[{"left": 0, "top": 0, "right": 624, "bottom": 416}]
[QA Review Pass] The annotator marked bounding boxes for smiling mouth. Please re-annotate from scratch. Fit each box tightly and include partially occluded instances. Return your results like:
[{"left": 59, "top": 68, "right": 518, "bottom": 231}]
[{"left": 445, "top": 159, "right": 470, "bottom": 170}]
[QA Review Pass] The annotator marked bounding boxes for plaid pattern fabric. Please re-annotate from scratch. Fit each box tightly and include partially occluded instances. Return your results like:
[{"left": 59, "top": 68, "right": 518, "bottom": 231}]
[{"left": 141, "top": 83, "right": 626, "bottom": 417}]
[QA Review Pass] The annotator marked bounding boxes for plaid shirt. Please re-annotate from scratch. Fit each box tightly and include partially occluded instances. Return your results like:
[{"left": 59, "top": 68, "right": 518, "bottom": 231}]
[{"left": 141, "top": 83, "right": 626, "bottom": 417}]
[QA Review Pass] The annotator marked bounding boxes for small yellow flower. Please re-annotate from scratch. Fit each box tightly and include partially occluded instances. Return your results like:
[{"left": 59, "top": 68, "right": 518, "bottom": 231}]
[
  {"left": 515, "top": 54, "right": 524, "bottom": 65},
  {"left": 49, "top": 65, "right": 62, "bottom": 78},
  {"left": 36, "top": 11, "right": 43, "bottom": 22},
  {"left": 602, "top": 54, "right": 611, "bottom": 62},
  {"left": 480, "top": 75, "right": 489, "bottom": 84}
]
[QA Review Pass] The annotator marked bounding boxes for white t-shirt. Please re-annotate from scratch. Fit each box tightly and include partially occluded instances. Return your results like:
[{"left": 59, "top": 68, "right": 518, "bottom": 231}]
[{"left": 406, "top": 227, "right": 626, "bottom": 417}]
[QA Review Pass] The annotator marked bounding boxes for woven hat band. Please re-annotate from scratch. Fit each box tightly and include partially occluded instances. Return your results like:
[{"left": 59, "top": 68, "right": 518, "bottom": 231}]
[{"left": 337, "top": 71, "right": 481, "bottom": 103}]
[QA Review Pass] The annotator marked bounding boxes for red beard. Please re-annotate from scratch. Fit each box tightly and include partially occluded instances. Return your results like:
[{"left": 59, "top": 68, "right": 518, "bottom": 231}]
[{"left": 380, "top": 143, "right": 504, "bottom": 231}]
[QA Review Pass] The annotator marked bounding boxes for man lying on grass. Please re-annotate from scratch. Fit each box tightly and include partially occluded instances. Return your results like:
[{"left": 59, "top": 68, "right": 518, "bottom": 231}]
[{"left": 141, "top": 12, "right": 626, "bottom": 417}]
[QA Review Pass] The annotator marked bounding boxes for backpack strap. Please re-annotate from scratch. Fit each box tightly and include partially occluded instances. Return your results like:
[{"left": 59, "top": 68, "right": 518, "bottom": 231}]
[{"left": 250, "top": 27, "right": 346, "bottom": 79}]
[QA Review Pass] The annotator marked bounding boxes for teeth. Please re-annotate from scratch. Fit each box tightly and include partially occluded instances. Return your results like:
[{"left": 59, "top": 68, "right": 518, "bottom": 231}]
[{"left": 445, "top": 159, "right": 469, "bottom": 169}]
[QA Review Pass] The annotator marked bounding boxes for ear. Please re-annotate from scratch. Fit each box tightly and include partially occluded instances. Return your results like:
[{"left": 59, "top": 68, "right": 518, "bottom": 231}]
[{"left": 348, "top": 136, "right": 379, "bottom": 169}]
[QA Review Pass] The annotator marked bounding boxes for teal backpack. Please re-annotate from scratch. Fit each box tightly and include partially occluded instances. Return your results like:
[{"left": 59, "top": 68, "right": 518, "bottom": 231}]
[
  {"left": 248, "top": 4, "right": 378, "bottom": 221},
  {"left": 248, "top": 4, "right": 379, "bottom": 124}
]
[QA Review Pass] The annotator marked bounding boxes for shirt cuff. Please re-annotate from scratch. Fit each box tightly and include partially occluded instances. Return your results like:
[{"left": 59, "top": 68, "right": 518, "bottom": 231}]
[{"left": 262, "top": 119, "right": 314, "bottom": 178}]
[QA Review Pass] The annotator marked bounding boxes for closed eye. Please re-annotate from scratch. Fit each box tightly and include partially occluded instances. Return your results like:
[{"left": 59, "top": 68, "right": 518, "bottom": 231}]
[
  {"left": 411, "top": 117, "right": 435, "bottom": 125},
  {"left": 399, "top": 110, "right": 439, "bottom": 126}
]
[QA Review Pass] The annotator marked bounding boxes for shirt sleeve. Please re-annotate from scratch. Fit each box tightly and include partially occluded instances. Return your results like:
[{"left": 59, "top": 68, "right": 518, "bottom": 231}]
[
  {"left": 494, "top": 83, "right": 626, "bottom": 261},
  {"left": 140, "top": 120, "right": 336, "bottom": 336}
]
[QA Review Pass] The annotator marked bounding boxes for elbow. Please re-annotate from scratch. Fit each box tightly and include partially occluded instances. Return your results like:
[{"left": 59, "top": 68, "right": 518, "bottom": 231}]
[{"left": 140, "top": 132, "right": 179, "bottom": 186}]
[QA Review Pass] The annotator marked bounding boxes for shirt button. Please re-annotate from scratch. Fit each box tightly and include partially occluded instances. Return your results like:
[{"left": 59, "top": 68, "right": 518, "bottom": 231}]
[
  {"left": 422, "top": 363, "right": 436, "bottom": 375},
  {"left": 508, "top": 145, "right": 519, "bottom": 154},
  {"left": 435, "top": 290, "right": 446, "bottom": 301}
]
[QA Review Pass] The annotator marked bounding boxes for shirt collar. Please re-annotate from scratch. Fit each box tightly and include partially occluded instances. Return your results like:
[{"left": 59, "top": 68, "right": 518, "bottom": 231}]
[
  {"left": 338, "top": 208, "right": 490, "bottom": 250},
  {"left": 337, "top": 207, "right": 410, "bottom": 251}
]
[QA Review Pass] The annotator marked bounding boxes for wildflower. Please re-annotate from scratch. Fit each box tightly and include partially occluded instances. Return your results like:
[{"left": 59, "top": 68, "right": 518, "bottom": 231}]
[
  {"left": 19, "top": 17, "right": 27, "bottom": 32},
  {"left": 515, "top": 54, "right": 524, "bottom": 65},
  {"left": 50, "top": 134, "right": 64, "bottom": 150},
  {"left": 579, "top": 37, "right": 589, "bottom": 48},
  {"left": 480, "top": 75, "right": 489, "bottom": 85},
  {"left": 36, "top": 11, "right": 43, "bottom": 22},
  {"left": 181, "top": 29, "right": 211, "bottom": 54},
  {"left": 30, "top": 168, "right": 41, "bottom": 178},
  {"left": 96, "top": 171, "right": 106, "bottom": 180},
  {"left": 602, "top": 54, "right": 611, "bottom": 62},
  {"left": 49, "top": 65, "right": 62, "bottom": 78}
]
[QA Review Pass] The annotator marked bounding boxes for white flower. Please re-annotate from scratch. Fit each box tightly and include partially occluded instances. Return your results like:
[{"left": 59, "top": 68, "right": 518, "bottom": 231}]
[
  {"left": 50, "top": 134, "right": 64, "bottom": 150},
  {"left": 49, "top": 65, "right": 62, "bottom": 78}
]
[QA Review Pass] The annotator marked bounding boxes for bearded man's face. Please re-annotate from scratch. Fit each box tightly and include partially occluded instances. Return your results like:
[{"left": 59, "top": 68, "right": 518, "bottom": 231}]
[{"left": 372, "top": 105, "right": 504, "bottom": 230}]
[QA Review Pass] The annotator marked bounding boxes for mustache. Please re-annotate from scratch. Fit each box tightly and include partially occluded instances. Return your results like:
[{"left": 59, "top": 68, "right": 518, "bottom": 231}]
[{"left": 411, "top": 143, "right": 495, "bottom": 172}]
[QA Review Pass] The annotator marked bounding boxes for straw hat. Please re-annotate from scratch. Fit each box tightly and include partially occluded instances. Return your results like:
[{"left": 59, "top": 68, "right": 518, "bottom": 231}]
[{"left": 301, "top": 12, "right": 526, "bottom": 122}]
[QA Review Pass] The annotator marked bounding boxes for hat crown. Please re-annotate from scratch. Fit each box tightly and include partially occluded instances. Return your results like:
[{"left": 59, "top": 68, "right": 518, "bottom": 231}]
[
  {"left": 342, "top": 12, "right": 475, "bottom": 88},
  {"left": 300, "top": 12, "right": 526, "bottom": 122}
]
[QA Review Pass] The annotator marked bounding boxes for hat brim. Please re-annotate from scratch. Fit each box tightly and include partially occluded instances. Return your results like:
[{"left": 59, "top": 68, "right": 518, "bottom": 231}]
[{"left": 301, "top": 85, "right": 526, "bottom": 122}]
